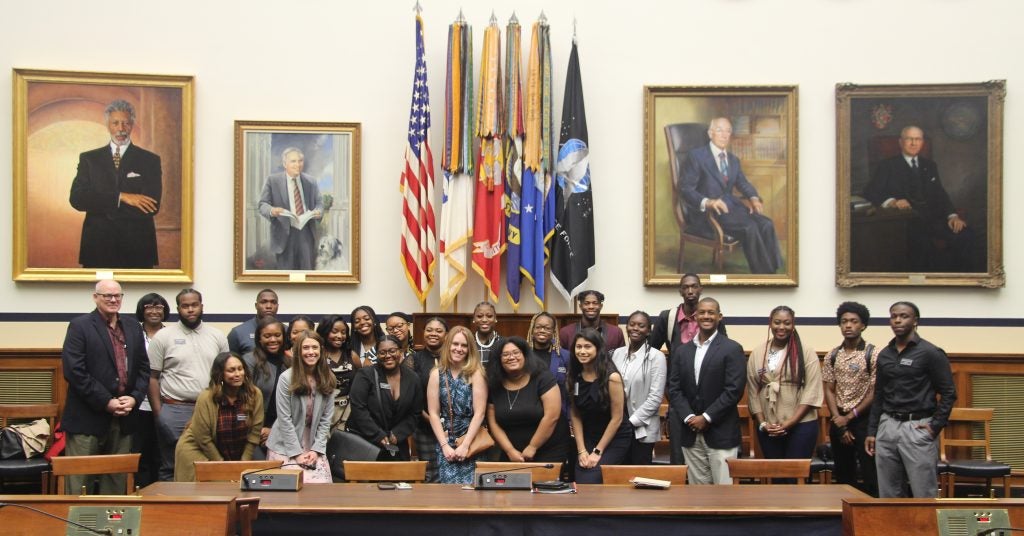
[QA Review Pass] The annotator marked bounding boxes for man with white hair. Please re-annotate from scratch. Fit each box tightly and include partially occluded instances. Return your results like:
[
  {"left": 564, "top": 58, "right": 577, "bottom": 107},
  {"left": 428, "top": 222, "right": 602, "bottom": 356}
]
[
  {"left": 258, "top": 147, "right": 323, "bottom": 270},
  {"left": 61, "top": 279, "right": 150, "bottom": 493}
]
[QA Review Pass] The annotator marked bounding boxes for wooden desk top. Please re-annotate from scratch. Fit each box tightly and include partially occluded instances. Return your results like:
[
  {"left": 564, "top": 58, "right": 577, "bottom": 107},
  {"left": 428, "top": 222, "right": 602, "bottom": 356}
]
[{"left": 141, "top": 482, "right": 866, "bottom": 517}]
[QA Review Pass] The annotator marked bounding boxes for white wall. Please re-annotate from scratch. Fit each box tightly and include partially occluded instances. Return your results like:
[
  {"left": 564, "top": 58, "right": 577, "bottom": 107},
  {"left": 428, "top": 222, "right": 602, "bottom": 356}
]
[{"left": 0, "top": 0, "right": 1020, "bottom": 349}]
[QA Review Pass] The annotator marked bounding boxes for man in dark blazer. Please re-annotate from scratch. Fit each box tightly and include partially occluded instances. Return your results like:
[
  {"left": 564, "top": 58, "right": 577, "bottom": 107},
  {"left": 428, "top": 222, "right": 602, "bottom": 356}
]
[
  {"left": 680, "top": 117, "right": 782, "bottom": 273},
  {"left": 862, "top": 125, "right": 980, "bottom": 272},
  {"left": 668, "top": 297, "right": 746, "bottom": 484},
  {"left": 258, "top": 147, "right": 323, "bottom": 271},
  {"left": 61, "top": 279, "right": 150, "bottom": 494},
  {"left": 69, "top": 100, "right": 161, "bottom": 268}
]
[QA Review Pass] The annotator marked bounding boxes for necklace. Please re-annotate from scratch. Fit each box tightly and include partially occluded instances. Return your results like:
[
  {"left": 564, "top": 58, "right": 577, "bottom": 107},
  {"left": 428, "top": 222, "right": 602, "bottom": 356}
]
[
  {"left": 475, "top": 331, "right": 497, "bottom": 349},
  {"left": 506, "top": 387, "right": 522, "bottom": 410}
]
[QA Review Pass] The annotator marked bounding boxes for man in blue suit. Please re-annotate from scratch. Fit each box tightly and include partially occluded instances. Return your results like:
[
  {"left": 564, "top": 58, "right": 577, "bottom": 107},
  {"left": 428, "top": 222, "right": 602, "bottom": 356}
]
[
  {"left": 61, "top": 279, "right": 150, "bottom": 494},
  {"left": 258, "top": 147, "right": 323, "bottom": 270},
  {"left": 680, "top": 117, "right": 782, "bottom": 273},
  {"left": 667, "top": 297, "right": 746, "bottom": 484}
]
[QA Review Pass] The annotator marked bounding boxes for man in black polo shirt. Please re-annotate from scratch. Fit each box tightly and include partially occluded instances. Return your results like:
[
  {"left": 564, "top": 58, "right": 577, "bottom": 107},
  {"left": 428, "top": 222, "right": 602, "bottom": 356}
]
[{"left": 865, "top": 301, "right": 956, "bottom": 498}]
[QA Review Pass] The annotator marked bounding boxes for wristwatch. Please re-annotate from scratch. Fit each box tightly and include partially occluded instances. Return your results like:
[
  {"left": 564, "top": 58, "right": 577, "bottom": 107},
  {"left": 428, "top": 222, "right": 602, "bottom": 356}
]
[
  {"left": 591, "top": 447, "right": 602, "bottom": 455},
  {"left": 759, "top": 422, "right": 768, "bottom": 431}
]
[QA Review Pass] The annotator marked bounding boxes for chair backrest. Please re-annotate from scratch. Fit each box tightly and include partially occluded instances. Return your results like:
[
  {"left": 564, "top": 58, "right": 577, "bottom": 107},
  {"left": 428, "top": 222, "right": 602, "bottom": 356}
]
[
  {"left": 342, "top": 461, "right": 427, "bottom": 482},
  {"left": 50, "top": 453, "right": 140, "bottom": 494},
  {"left": 600, "top": 464, "right": 687, "bottom": 485},
  {"left": 737, "top": 404, "right": 756, "bottom": 458},
  {"left": 194, "top": 460, "right": 283, "bottom": 482},
  {"left": 664, "top": 123, "right": 711, "bottom": 231},
  {"left": 726, "top": 458, "right": 811, "bottom": 484},
  {"left": 473, "top": 461, "right": 562, "bottom": 482},
  {"left": 940, "top": 407, "right": 995, "bottom": 462},
  {"left": 0, "top": 403, "right": 58, "bottom": 454}
]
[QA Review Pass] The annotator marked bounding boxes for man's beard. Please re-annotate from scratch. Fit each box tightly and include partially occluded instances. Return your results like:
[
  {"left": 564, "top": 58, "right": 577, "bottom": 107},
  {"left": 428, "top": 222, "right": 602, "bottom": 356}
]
[{"left": 181, "top": 313, "right": 203, "bottom": 330}]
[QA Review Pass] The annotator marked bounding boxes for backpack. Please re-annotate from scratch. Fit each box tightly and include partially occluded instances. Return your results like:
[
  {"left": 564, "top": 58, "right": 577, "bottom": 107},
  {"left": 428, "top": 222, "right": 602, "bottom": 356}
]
[{"left": 827, "top": 343, "right": 874, "bottom": 374}]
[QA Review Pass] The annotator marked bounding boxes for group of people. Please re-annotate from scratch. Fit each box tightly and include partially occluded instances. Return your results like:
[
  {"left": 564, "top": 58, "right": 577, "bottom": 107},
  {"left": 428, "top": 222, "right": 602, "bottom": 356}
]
[{"left": 60, "top": 277, "right": 956, "bottom": 497}]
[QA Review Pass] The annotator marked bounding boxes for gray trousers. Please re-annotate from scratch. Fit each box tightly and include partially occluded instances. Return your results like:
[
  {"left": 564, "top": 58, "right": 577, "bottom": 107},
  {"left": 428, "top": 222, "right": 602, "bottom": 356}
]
[
  {"left": 875, "top": 414, "right": 939, "bottom": 498},
  {"left": 65, "top": 418, "right": 132, "bottom": 494},
  {"left": 155, "top": 402, "right": 195, "bottom": 481},
  {"left": 682, "top": 433, "right": 737, "bottom": 485}
]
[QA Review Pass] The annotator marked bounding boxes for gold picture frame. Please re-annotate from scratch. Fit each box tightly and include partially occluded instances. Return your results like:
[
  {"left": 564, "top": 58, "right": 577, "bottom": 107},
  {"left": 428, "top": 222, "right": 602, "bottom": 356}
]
[
  {"left": 234, "top": 121, "right": 361, "bottom": 284},
  {"left": 835, "top": 81, "right": 1004, "bottom": 287},
  {"left": 643, "top": 85, "right": 799, "bottom": 287},
  {"left": 12, "top": 68, "right": 194, "bottom": 282}
]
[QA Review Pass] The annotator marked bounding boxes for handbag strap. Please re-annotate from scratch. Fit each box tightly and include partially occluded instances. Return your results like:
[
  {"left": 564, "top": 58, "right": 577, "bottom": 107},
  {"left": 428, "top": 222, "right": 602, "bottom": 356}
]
[{"left": 443, "top": 369, "right": 455, "bottom": 438}]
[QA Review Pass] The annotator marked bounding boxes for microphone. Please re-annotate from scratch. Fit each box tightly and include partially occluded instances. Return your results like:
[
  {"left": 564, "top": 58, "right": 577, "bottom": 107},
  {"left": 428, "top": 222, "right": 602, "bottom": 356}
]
[
  {"left": 0, "top": 502, "right": 113, "bottom": 535},
  {"left": 474, "top": 464, "right": 554, "bottom": 491},
  {"left": 239, "top": 462, "right": 310, "bottom": 491}
]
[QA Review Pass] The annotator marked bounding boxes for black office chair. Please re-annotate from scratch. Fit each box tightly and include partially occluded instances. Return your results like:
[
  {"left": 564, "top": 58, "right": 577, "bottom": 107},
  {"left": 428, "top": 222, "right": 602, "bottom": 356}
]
[
  {"left": 0, "top": 404, "right": 57, "bottom": 493},
  {"left": 326, "top": 430, "right": 382, "bottom": 482}
]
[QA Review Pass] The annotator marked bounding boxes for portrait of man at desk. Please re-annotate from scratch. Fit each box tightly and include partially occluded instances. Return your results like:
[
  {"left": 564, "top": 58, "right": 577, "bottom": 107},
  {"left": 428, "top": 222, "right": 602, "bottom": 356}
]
[{"left": 854, "top": 124, "right": 985, "bottom": 273}]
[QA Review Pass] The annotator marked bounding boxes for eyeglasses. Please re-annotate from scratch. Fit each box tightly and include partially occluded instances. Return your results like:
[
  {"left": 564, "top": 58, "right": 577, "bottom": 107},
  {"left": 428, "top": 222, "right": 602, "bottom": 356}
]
[
  {"left": 143, "top": 304, "right": 165, "bottom": 311},
  {"left": 379, "top": 348, "right": 402, "bottom": 356},
  {"left": 500, "top": 349, "right": 523, "bottom": 359},
  {"left": 385, "top": 324, "right": 408, "bottom": 333},
  {"left": 95, "top": 293, "right": 124, "bottom": 301}
]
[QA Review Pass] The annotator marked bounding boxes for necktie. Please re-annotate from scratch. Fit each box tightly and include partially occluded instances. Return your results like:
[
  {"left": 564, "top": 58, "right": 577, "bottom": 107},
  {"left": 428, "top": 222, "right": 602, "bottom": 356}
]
[
  {"left": 911, "top": 157, "right": 919, "bottom": 176},
  {"left": 113, "top": 145, "right": 121, "bottom": 169},
  {"left": 292, "top": 177, "right": 305, "bottom": 215},
  {"left": 718, "top": 152, "right": 729, "bottom": 183}
]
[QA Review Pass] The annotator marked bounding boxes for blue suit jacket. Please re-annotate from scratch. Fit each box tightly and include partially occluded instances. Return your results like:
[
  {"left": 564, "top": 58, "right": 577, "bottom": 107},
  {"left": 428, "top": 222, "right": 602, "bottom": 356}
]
[
  {"left": 680, "top": 145, "right": 760, "bottom": 230},
  {"left": 61, "top": 310, "right": 150, "bottom": 436},
  {"left": 257, "top": 172, "right": 323, "bottom": 255}
]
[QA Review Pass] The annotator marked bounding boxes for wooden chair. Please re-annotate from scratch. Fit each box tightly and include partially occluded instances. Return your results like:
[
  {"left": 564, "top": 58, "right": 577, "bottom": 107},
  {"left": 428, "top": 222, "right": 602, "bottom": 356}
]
[
  {"left": 940, "top": 407, "right": 1011, "bottom": 498},
  {"left": 474, "top": 461, "right": 562, "bottom": 482},
  {"left": 342, "top": 461, "right": 427, "bottom": 482},
  {"left": 737, "top": 405, "right": 756, "bottom": 458},
  {"left": 664, "top": 122, "right": 741, "bottom": 273},
  {"left": 50, "top": 453, "right": 140, "bottom": 494},
  {"left": 600, "top": 464, "right": 688, "bottom": 485},
  {"left": 726, "top": 458, "right": 811, "bottom": 485},
  {"left": 0, "top": 403, "right": 58, "bottom": 493},
  {"left": 194, "top": 460, "right": 283, "bottom": 482}
]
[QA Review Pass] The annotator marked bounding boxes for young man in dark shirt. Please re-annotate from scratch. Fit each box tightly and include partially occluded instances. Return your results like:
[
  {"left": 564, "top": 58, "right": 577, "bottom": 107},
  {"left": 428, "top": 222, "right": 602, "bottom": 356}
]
[{"left": 865, "top": 301, "right": 956, "bottom": 498}]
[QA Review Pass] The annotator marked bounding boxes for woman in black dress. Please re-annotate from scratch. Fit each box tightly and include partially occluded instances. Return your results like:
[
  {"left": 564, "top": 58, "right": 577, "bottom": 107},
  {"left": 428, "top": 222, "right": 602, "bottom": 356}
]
[
  {"left": 316, "top": 314, "right": 360, "bottom": 432},
  {"left": 568, "top": 328, "right": 631, "bottom": 483},
  {"left": 486, "top": 337, "right": 569, "bottom": 463}
]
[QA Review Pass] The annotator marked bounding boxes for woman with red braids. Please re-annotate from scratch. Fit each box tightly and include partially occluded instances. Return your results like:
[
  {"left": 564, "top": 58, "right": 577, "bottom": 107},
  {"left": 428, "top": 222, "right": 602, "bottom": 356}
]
[{"left": 747, "top": 306, "right": 822, "bottom": 460}]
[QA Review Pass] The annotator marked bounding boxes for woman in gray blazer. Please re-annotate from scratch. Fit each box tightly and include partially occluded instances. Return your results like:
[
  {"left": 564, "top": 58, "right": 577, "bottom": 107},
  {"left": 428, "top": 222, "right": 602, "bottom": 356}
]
[{"left": 265, "top": 330, "right": 337, "bottom": 483}]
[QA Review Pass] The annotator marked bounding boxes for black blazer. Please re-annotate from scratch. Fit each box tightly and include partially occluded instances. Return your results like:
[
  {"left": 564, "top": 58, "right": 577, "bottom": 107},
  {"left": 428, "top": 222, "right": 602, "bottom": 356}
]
[
  {"left": 863, "top": 155, "right": 956, "bottom": 223},
  {"left": 347, "top": 365, "right": 422, "bottom": 445},
  {"left": 69, "top": 144, "right": 162, "bottom": 268},
  {"left": 61, "top": 310, "right": 151, "bottom": 436},
  {"left": 667, "top": 332, "right": 746, "bottom": 449}
]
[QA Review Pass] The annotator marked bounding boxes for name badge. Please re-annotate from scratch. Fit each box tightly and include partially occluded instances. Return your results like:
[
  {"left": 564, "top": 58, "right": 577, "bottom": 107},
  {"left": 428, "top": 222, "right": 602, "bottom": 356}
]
[
  {"left": 849, "top": 363, "right": 861, "bottom": 372},
  {"left": 899, "top": 358, "right": 914, "bottom": 366},
  {"left": 236, "top": 414, "right": 248, "bottom": 422},
  {"left": 573, "top": 383, "right": 579, "bottom": 396},
  {"left": 379, "top": 383, "right": 391, "bottom": 390},
  {"left": 557, "top": 366, "right": 567, "bottom": 374},
  {"left": 174, "top": 339, "right": 186, "bottom": 345},
  {"left": 249, "top": 333, "right": 255, "bottom": 340}
]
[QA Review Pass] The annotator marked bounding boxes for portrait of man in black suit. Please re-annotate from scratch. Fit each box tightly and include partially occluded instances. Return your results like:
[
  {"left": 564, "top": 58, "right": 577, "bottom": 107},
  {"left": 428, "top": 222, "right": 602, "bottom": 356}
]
[
  {"left": 69, "top": 100, "right": 162, "bottom": 268},
  {"left": 862, "top": 125, "right": 982, "bottom": 272},
  {"left": 667, "top": 297, "right": 746, "bottom": 484}
]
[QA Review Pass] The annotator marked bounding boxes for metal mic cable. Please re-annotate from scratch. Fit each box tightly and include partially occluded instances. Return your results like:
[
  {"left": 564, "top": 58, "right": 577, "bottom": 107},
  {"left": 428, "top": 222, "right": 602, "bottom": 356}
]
[{"left": 0, "top": 502, "right": 113, "bottom": 535}]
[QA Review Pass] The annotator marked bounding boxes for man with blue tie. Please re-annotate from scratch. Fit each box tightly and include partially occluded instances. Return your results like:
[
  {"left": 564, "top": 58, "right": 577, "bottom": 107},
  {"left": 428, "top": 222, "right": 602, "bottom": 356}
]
[{"left": 679, "top": 117, "right": 782, "bottom": 273}]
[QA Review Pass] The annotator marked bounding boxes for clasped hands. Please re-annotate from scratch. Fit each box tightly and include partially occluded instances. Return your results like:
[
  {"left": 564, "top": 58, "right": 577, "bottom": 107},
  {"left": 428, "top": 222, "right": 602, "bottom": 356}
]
[
  {"left": 707, "top": 198, "right": 764, "bottom": 216},
  {"left": 106, "top": 396, "right": 136, "bottom": 417}
]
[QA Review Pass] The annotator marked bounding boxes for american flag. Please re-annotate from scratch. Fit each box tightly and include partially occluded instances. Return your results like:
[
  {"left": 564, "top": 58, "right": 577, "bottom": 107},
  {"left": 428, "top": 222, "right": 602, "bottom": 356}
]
[{"left": 400, "top": 14, "right": 437, "bottom": 305}]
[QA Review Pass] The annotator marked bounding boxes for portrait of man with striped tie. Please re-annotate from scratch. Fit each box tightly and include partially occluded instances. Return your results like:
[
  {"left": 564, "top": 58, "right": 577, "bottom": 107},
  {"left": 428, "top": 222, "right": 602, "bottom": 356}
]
[
  {"left": 258, "top": 147, "right": 325, "bottom": 271},
  {"left": 679, "top": 117, "right": 783, "bottom": 274},
  {"left": 70, "top": 99, "right": 163, "bottom": 269}
]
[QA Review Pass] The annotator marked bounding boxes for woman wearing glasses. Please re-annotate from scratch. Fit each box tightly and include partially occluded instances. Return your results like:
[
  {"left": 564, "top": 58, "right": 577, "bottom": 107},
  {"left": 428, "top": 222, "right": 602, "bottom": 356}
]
[{"left": 348, "top": 336, "right": 423, "bottom": 460}]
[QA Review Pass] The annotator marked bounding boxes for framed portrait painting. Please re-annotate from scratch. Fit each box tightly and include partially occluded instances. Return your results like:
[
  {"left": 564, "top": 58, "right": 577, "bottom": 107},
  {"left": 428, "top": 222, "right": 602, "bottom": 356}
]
[
  {"left": 835, "top": 82, "right": 1004, "bottom": 287},
  {"left": 12, "top": 68, "right": 194, "bottom": 282},
  {"left": 234, "top": 121, "right": 361, "bottom": 284},
  {"left": 643, "top": 85, "right": 798, "bottom": 287}
]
